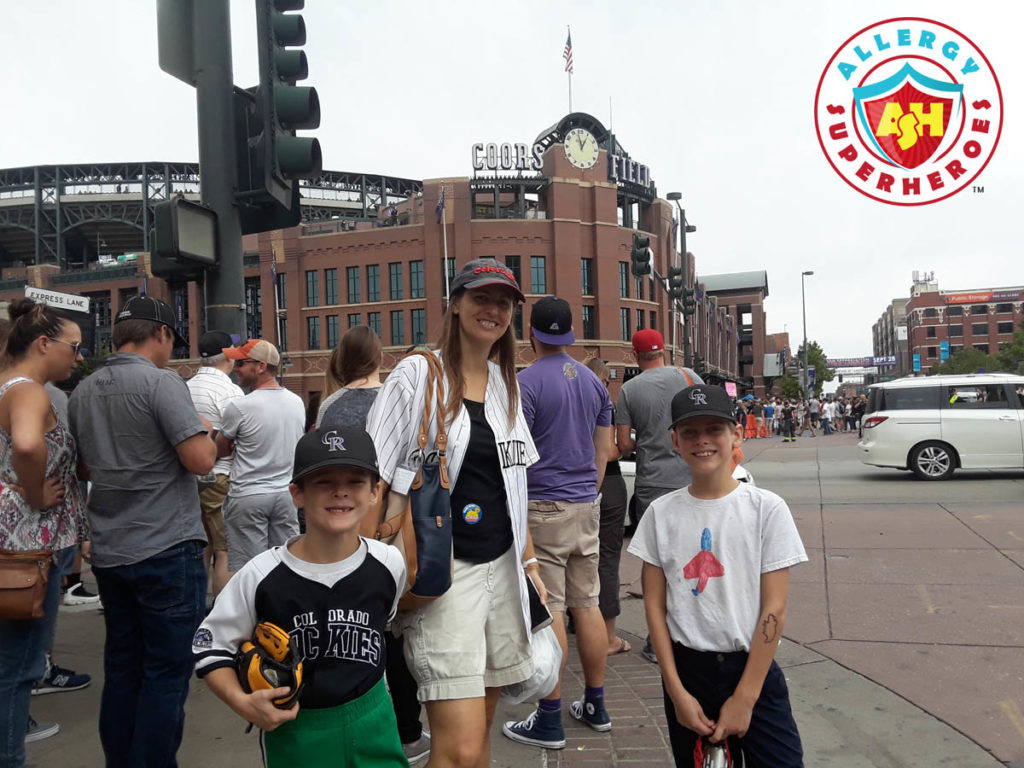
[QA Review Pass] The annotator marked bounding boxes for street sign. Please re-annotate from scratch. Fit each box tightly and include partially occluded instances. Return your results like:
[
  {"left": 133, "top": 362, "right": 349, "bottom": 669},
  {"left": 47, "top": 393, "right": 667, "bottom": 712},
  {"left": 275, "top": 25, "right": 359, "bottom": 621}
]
[
  {"left": 940, "top": 340, "right": 950, "bottom": 361},
  {"left": 25, "top": 286, "right": 90, "bottom": 314},
  {"left": 913, "top": 354, "right": 922, "bottom": 372}
]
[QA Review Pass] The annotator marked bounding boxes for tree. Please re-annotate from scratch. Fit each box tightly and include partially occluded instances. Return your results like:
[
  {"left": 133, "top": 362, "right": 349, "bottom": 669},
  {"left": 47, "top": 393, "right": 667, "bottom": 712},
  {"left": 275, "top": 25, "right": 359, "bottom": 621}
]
[
  {"left": 993, "top": 320, "right": 1024, "bottom": 374},
  {"left": 778, "top": 371, "right": 802, "bottom": 399},
  {"left": 795, "top": 341, "right": 835, "bottom": 397},
  {"left": 929, "top": 346, "right": 998, "bottom": 375}
]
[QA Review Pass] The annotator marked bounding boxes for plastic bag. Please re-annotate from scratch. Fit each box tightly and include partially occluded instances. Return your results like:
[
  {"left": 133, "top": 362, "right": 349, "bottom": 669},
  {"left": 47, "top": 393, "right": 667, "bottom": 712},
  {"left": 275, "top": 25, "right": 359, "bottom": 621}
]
[{"left": 500, "top": 624, "right": 562, "bottom": 705}]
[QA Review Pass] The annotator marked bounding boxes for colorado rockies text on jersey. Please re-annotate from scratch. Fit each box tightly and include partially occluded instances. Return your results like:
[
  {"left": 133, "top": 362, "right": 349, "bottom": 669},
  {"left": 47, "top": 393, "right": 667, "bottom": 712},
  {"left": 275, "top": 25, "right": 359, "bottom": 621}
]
[{"left": 193, "top": 537, "right": 405, "bottom": 708}]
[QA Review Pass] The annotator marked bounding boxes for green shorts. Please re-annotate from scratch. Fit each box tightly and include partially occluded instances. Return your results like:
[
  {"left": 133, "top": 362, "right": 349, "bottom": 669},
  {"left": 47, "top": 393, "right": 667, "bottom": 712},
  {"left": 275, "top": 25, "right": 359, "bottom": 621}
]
[{"left": 261, "top": 678, "right": 405, "bottom": 768}]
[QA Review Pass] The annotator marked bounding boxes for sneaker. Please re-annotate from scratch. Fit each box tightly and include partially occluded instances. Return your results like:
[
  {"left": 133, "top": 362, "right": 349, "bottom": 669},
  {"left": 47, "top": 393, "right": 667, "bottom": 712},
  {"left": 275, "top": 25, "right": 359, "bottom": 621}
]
[
  {"left": 570, "top": 696, "right": 612, "bottom": 732},
  {"left": 25, "top": 716, "right": 59, "bottom": 743},
  {"left": 502, "top": 708, "right": 566, "bottom": 749},
  {"left": 641, "top": 637, "right": 658, "bottom": 664},
  {"left": 402, "top": 731, "right": 431, "bottom": 765},
  {"left": 63, "top": 582, "right": 101, "bottom": 606},
  {"left": 33, "top": 664, "right": 91, "bottom": 695}
]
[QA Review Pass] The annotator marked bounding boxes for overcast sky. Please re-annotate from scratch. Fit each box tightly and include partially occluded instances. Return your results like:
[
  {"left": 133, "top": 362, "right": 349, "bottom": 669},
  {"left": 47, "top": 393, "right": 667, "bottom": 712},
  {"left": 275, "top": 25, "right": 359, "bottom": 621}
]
[{"left": 3, "top": 0, "right": 1019, "bottom": 359}]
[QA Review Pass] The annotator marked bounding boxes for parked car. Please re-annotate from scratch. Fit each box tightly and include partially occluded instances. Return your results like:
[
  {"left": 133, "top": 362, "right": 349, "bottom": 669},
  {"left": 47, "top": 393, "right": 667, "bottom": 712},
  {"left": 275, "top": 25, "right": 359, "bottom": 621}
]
[
  {"left": 620, "top": 459, "right": 754, "bottom": 535},
  {"left": 858, "top": 373, "right": 1024, "bottom": 480}
]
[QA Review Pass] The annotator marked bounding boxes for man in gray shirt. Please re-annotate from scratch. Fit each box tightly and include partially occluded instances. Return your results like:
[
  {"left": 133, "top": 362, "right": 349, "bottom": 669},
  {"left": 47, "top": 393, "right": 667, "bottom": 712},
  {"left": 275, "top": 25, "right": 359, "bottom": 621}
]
[
  {"left": 69, "top": 296, "right": 216, "bottom": 768},
  {"left": 615, "top": 329, "right": 703, "bottom": 664}
]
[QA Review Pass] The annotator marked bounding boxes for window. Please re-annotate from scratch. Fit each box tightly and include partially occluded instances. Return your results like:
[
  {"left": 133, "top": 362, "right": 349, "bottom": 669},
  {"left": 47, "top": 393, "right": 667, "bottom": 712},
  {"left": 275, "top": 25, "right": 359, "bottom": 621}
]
[
  {"left": 324, "top": 268, "right": 338, "bottom": 305},
  {"left": 970, "top": 305, "right": 987, "bottom": 315},
  {"left": 326, "top": 315, "right": 340, "bottom": 348},
  {"left": 307, "top": 316, "right": 321, "bottom": 350},
  {"left": 946, "top": 384, "right": 1010, "bottom": 409},
  {"left": 513, "top": 305, "right": 523, "bottom": 339},
  {"left": 389, "top": 262, "right": 404, "bottom": 301},
  {"left": 926, "top": 326, "right": 936, "bottom": 338},
  {"left": 973, "top": 343, "right": 989, "bottom": 354},
  {"left": 390, "top": 310, "right": 405, "bottom": 346},
  {"left": 948, "top": 324, "right": 963, "bottom": 337},
  {"left": 971, "top": 323, "right": 988, "bottom": 335},
  {"left": 366, "top": 265, "right": 380, "bottom": 303},
  {"left": 947, "top": 305, "right": 962, "bottom": 316},
  {"left": 347, "top": 267, "right": 360, "bottom": 303},
  {"left": 411, "top": 309, "right": 426, "bottom": 344},
  {"left": 924, "top": 307, "right": 936, "bottom": 318},
  {"left": 997, "top": 321, "right": 1014, "bottom": 334},
  {"left": 995, "top": 303, "right": 1013, "bottom": 314},
  {"left": 637, "top": 309, "right": 645, "bottom": 330},
  {"left": 634, "top": 276, "right": 645, "bottom": 301},
  {"left": 949, "top": 345, "right": 962, "bottom": 356},
  {"left": 530, "top": 256, "right": 546, "bottom": 294},
  {"left": 368, "top": 312, "right": 381, "bottom": 337},
  {"left": 619, "top": 263, "right": 630, "bottom": 298},
  {"left": 410, "top": 260, "right": 424, "bottom": 299},
  {"left": 582, "top": 306, "right": 595, "bottom": 339},
  {"left": 620, "top": 308, "right": 631, "bottom": 341},
  {"left": 869, "top": 386, "right": 941, "bottom": 412},
  {"left": 650, "top": 311, "right": 657, "bottom": 330},
  {"left": 926, "top": 346, "right": 937, "bottom": 359},
  {"left": 505, "top": 256, "right": 522, "bottom": 289},
  {"left": 581, "top": 258, "right": 594, "bottom": 296},
  {"left": 279, "top": 318, "right": 288, "bottom": 352},
  {"left": 305, "top": 270, "right": 319, "bottom": 307},
  {"left": 441, "top": 259, "right": 455, "bottom": 290},
  {"left": 347, "top": 313, "right": 361, "bottom": 328}
]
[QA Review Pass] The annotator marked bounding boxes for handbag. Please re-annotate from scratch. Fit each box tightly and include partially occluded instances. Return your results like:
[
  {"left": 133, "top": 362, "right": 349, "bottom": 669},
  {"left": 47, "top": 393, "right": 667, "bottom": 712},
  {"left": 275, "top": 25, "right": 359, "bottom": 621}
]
[
  {"left": 369, "top": 352, "right": 453, "bottom": 610},
  {"left": 0, "top": 549, "right": 53, "bottom": 621}
]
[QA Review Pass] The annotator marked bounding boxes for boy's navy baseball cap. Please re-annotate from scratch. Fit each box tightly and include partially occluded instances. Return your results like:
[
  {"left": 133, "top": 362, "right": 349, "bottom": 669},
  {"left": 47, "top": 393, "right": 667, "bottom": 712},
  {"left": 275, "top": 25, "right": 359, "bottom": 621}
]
[
  {"left": 449, "top": 258, "right": 525, "bottom": 302},
  {"left": 530, "top": 296, "right": 575, "bottom": 345},
  {"left": 670, "top": 385, "right": 736, "bottom": 428},
  {"left": 291, "top": 427, "right": 380, "bottom": 484}
]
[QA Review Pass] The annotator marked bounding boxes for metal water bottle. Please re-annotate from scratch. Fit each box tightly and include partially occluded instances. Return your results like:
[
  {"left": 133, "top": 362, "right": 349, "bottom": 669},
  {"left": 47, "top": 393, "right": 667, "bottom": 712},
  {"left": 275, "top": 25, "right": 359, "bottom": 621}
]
[{"left": 701, "top": 741, "right": 730, "bottom": 768}]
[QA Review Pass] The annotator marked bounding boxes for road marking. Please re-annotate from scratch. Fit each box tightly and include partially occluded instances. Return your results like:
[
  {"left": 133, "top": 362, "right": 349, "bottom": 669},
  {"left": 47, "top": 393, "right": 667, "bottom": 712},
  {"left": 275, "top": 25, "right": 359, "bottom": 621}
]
[
  {"left": 988, "top": 604, "right": 1024, "bottom": 611},
  {"left": 973, "top": 514, "right": 992, "bottom": 522},
  {"left": 916, "top": 584, "right": 937, "bottom": 614},
  {"left": 999, "top": 700, "right": 1024, "bottom": 741},
  {"left": 1007, "top": 530, "right": 1023, "bottom": 543}
]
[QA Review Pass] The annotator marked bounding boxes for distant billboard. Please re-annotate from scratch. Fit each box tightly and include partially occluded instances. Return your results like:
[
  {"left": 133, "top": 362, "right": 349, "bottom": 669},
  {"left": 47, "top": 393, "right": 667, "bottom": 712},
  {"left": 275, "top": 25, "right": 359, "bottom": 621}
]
[{"left": 826, "top": 356, "right": 896, "bottom": 369}]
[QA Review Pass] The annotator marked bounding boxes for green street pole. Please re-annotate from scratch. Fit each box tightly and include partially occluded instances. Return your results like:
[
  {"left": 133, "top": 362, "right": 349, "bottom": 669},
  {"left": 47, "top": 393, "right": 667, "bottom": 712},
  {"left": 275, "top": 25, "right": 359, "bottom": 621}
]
[
  {"left": 680, "top": 209, "right": 693, "bottom": 369},
  {"left": 194, "top": 0, "right": 245, "bottom": 338}
]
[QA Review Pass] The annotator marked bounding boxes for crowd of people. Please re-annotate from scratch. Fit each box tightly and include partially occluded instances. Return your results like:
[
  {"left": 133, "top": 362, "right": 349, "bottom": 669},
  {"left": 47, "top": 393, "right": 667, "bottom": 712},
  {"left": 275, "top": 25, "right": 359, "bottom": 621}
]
[
  {"left": 733, "top": 394, "right": 869, "bottom": 441},
  {"left": 1, "top": 257, "right": 810, "bottom": 768}
]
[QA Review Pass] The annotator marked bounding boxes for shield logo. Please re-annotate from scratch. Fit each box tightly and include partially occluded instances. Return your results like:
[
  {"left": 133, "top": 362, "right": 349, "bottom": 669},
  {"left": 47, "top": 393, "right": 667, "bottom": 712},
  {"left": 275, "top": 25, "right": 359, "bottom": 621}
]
[{"left": 853, "top": 63, "right": 963, "bottom": 170}]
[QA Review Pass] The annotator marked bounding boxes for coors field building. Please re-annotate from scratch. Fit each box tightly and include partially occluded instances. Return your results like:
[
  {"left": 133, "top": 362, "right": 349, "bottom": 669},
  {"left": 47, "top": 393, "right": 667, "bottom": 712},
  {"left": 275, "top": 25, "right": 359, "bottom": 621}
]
[{"left": 0, "top": 113, "right": 776, "bottom": 400}]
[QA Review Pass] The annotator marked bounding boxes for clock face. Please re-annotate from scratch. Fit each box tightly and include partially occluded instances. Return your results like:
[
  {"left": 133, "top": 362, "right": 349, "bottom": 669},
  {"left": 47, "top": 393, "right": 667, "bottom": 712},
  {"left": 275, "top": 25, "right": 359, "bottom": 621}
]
[{"left": 563, "top": 128, "right": 600, "bottom": 170}]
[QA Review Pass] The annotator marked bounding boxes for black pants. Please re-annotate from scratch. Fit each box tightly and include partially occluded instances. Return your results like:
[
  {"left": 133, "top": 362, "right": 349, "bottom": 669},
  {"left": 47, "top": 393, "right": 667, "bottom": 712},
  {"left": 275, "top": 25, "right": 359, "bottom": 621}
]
[
  {"left": 663, "top": 644, "right": 803, "bottom": 768},
  {"left": 385, "top": 631, "right": 422, "bottom": 744},
  {"left": 597, "top": 471, "right": 628, "bottom": 619},
  {"left": 782, "top": 419, "right": 795, "bottom": 439}
]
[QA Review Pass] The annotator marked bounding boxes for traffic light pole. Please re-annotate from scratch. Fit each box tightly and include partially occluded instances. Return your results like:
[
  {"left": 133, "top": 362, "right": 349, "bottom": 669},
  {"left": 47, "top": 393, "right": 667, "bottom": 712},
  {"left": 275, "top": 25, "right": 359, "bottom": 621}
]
[
  {"left": 194, "top": 0, "right": 246, "bottom": 338},
  {"left": 680, "top": 217, "right": 693, "bottom": 369}
]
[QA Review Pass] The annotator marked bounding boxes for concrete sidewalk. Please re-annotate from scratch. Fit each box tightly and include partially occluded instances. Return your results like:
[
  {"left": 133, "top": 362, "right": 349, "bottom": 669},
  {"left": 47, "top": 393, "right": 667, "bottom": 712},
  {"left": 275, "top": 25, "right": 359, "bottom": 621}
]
[{"left": 26, "top": 434, "right": 1016, "bottom": 766}]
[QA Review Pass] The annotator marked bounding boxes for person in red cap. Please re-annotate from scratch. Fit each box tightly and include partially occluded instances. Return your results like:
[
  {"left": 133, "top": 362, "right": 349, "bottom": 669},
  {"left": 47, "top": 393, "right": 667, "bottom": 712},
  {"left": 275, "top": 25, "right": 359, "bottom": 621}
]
[
  {"left": 615, "top": 329, "right": 703, "bottom": 664},
  {"left": 217, "top": 340, "right": 305, "bottom": 575}
]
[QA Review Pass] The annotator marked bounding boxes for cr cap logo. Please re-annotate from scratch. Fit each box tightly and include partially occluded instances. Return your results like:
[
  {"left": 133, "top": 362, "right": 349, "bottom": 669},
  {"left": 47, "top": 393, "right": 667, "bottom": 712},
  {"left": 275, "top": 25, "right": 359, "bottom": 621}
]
[
  {"left": 689, "top": 389, "right": 709, "bottom": 406},
  {"left": 321, "top": 431, "right": 346, "bottom": 452},
  {"left": 815, "top": 18, "right": 1002, "bottom": 205}
]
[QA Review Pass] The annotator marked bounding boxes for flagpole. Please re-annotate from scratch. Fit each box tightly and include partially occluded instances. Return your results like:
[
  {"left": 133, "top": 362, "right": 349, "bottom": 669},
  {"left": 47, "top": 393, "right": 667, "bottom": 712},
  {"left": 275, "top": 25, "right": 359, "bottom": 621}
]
[
  {"left": 566, "top": 25, "right": 572, "bottom": 112},
  {"left": 442, "top": 206, "right": 450, "bottom": 301}
]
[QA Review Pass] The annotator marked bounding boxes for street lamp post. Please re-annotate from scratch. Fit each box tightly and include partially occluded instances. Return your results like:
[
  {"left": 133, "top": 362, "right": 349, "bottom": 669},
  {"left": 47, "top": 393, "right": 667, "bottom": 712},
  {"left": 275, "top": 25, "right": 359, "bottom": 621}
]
[
  {"left": 801, "top": 270, "right": 814, "bottom": 398},
  {"left": 666, "top": 192, "right": 696, "bottom": 368}
]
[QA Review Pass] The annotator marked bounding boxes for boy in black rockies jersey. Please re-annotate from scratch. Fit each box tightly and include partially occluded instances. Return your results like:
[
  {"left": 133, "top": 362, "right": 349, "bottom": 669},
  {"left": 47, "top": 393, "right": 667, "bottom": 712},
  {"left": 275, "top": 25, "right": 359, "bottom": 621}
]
[{"left": 192, "top": 427, "right": 407, "bottom": 767}]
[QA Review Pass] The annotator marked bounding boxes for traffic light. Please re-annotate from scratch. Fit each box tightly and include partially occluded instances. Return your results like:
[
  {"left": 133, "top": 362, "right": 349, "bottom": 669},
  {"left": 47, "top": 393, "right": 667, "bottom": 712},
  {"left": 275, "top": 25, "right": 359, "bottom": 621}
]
[
  {"left": 630, "top": 233, "right": 651, "bottom": 277},
  {"left": 151, "top": 198, "right": 218, "bottom": 281},
  {"left": 681, "top": 287, "right": 697, "bottom": 315},
  {"left": 692, "top": 354, "right": 705, "bottom": 374},
  {"left": 667, "top": 266, "right": 684, "bottom": 299},
  {"left": 250, "top": 0, "right": 322, "bottom": 211}
]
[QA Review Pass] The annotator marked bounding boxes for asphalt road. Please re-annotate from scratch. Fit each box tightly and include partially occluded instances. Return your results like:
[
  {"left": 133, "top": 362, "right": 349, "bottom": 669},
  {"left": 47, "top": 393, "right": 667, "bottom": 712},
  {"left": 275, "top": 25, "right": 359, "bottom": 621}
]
[{"left": 26, "top": 432, "right": 1024, "bottom": 767}]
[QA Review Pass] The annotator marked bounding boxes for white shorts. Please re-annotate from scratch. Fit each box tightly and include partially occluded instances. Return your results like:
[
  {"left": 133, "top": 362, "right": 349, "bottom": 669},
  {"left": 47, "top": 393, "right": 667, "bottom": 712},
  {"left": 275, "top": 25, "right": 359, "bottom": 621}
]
[{"left": 400, "top": 546, "right": 533, "bottom": 702}]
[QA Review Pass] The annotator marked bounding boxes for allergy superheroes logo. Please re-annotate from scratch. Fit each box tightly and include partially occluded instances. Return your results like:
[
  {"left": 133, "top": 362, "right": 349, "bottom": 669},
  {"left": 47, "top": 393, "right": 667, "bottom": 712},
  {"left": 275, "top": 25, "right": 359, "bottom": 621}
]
[{"left": 814, "top": 18, "right": 1002, "bottom": 205}]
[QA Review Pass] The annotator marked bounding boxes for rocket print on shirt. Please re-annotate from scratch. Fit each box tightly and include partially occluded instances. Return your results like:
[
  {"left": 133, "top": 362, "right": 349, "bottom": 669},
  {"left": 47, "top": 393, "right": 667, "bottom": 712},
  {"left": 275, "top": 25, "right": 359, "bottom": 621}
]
[{"left": 683, "top": 528, "right": 725, "bottom": 596}]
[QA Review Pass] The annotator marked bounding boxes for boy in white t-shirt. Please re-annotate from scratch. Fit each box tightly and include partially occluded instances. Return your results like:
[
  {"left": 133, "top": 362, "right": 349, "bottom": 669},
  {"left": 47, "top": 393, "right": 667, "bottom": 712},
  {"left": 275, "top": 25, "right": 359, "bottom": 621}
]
[{"left": 628, "top": 385, "right": 807, "bottom": 767}]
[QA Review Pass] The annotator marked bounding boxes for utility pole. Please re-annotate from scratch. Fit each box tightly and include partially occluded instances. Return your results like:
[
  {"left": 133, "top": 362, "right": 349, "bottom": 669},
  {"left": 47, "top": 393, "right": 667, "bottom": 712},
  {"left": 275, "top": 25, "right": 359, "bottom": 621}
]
[{"left": 194, "top": 0, "right": 245, "bottom": 337}]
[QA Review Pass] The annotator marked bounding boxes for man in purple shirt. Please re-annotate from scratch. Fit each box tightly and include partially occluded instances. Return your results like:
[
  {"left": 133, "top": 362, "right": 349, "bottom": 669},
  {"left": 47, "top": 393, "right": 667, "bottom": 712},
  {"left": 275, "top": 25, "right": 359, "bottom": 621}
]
[{"left": 503, "top": 297, "right": 614, "bottom": 750}]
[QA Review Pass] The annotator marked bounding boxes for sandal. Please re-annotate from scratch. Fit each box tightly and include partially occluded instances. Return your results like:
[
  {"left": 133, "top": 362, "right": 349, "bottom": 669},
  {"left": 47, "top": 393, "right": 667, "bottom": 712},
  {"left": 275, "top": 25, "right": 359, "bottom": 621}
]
[{"left": 607, "top": 637, "right": 631, "bottom": 656}]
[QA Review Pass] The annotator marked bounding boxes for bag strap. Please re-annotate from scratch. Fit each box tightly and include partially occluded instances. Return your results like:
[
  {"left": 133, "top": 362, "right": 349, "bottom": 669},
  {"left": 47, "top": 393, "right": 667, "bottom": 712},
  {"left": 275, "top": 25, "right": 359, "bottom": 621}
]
[{"left": 413, "top": 352, "right": 449, "bottom": 491}]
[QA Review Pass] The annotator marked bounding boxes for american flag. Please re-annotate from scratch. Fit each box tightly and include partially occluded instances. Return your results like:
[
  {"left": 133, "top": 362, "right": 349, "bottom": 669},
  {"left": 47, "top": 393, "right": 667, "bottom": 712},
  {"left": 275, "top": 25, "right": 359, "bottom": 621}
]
[
  {"left": 435, "top": 186, "right": 446, "bottom": 223},
  {"left": 563, "top": 31, "right": 573, "bottom": 74}
]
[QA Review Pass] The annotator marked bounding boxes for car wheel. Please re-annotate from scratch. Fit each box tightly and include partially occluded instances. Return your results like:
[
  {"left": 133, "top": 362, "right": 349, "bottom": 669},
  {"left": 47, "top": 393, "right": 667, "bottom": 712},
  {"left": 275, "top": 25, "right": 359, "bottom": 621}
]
[{"left": 909, "top": 442, "right": 956, "bottom": 480}]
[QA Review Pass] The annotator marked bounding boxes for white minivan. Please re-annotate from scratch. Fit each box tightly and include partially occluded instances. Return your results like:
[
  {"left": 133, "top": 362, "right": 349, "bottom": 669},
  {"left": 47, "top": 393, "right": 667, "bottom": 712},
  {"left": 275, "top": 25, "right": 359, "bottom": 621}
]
[{"left": 859, "top": 373, "right": 1024, "bottom": 480}]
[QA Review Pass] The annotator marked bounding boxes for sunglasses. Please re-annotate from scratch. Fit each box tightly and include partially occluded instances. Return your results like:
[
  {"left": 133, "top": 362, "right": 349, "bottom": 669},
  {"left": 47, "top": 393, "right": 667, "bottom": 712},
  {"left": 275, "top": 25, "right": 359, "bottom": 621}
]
[
  {"left": 233, "top": 358, "right": 260, "bottom": 367},
  {"left": 48, "top": 337, "right": 83, "bottom": 355}
]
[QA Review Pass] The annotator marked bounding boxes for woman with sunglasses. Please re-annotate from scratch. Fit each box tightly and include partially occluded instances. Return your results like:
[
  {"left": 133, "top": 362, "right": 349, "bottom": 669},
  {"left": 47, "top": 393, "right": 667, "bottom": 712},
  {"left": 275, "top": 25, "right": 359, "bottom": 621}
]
[{"left": 0, "top": 298, "right": 87, "bottom": 768}]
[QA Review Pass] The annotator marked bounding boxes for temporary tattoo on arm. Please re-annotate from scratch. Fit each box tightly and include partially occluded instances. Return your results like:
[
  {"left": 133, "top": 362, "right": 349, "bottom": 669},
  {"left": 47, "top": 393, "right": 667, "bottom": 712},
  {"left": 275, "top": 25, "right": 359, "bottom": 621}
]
[{"left": 761, "top": 613, "right": 779, "bottom": 644}]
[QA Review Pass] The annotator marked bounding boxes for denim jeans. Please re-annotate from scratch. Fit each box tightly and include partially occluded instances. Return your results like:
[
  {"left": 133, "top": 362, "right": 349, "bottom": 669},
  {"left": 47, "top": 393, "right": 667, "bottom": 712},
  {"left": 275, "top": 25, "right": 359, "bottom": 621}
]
[
  {"left": 0, "top": 545, "right": 76, "bottom": 768},
  {"left": 93, "top": 540, "right": 206, "bottom": 768}
]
